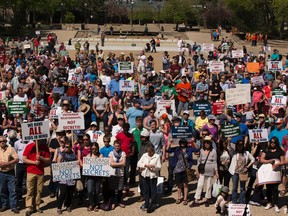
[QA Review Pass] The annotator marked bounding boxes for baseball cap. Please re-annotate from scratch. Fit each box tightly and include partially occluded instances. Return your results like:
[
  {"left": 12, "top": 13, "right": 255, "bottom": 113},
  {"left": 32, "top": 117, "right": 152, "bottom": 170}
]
[
  {"left": 183, "top": 110, "right": 190, "bottom": 115},
  {"left": 140, "top": 130, "right": 150, "bottom": 137},
  {"left": 207, "top": 114, "right": 217, "bottom": 120},
  {"left": 117, "top": 114, "right": 124, "bottom": 120},
  {"left": 275, "top": 118, "right": 283, "bottom": 125},
  {"left": 90, "top": 121, "right": 97, "bottom": 126},
  {"left": 258, "top": 113, "right": 265, "bottom": 118}
]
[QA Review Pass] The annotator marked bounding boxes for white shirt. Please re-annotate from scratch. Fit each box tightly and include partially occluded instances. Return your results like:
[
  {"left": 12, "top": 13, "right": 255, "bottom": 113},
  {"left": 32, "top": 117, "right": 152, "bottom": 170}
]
[{"left": 112, "top": 124, "right": 123, "bottom": 137}]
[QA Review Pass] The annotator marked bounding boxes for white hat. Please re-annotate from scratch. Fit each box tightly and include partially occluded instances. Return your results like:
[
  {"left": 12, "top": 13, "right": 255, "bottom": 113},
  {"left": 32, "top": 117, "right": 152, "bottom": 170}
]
[
  {"left": 183, "top": 110, "right": 190, "bottom": 115},
  {"left": 140, "top": 130, "right": 150, "bottom": 137},
  {"left": 90, "top": 121, "right": 97, "bottom": 126}
]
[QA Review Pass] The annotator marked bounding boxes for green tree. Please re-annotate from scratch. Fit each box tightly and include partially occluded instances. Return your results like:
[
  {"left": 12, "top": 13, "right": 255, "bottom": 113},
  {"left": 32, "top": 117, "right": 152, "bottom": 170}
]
[{"left": 64, "top": 11, "right": 75, "bottom": 23}]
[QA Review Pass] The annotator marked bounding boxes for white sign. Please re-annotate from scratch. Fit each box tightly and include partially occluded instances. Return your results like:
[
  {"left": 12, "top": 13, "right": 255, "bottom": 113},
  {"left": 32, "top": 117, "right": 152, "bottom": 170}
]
[
  {"left": 35, "top": 31, "right": 40, "bottom": 35},
  {"left": 119, "top": 80, "right": 134, "bottom": 91},
  {"left": 21, "top": 121, "right": 50, "bottom": 141},
  {"left": 49, "top": 107, "right": 62, "bottom": 119},
  {"left": 118, "top": 62, "right": 134, "bottom": 73},
  {"left": 248, "top": 129, "right": 268, "bottom": 142},
  {"left": 202, "top": 43, "right": 214, "bottom": 52},
  {"left": 0, "top": 90, "right": 6, "bottom": 100},
  {"left": 155, "top": 99, "right": 176, "bottom": 117},
  {"left": 209, "top": 61, "right": 225, "bottom": 73},
  {"left": 268, "top": 61, "right": 283, "bottom": 71},
  {"left": 58, "top": 112, "right": 85, "bottom": 130},
  {"left": 251, "top": 76, "right": 265, "bottom": 86},
  {"left": 257, "top": 163, "right": 281, "bottom": 185},
  {"left": 271, "top": 95, "right": 287, "bottom": 107},
  {"left": 23, "top": 44, "right": 31, "bottom": 49},
  {"left": 232, "top": 50, "right": 244, "bottom": 58},
  {"left": 82, "top": 157, "right": 112, "bottom": 177},
  {"left": 68, "top": 72, "right": 82, "bottom": 84},
  {"left": 226, "top": 84, "right": 251, "bottom": 106},
  {"left": 52, "top": 161, "right": 81, "bottom": 181},
  {"left": 228, "top": 204, "right": 250, "bottom": 216}
]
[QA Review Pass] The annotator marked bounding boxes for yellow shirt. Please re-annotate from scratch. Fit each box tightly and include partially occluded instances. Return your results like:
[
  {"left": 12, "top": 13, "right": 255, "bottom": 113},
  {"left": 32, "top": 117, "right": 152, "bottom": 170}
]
[
  {"left": 195, "top": 116, "right": 208, "bottom": 131},
  {"left": 0, "top": 145, "right": 18, "bottom": 172}
]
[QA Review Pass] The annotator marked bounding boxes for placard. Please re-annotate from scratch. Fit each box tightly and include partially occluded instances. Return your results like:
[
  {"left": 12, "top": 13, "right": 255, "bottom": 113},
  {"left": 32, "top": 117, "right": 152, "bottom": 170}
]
[
  {"left": 272, "top": 88, "right": 286, "bottom": 96},
  {"left": 35, "top": 31, "right": 40, "bottom": 35},
  {"left": 118, "top": 62, "right": 134, "bottom": 73},
  {"left": 257, "top": 163, "right": 281, "bottom": 185},
  {"left": 221, "top": 124, "right": 240, "bottom": 138},
  {"left": 251, "top": 76, "right": 265, "bottom": 86},
  {"left": 23, "top": 44, "right": 31, "bottom": 49},
  {"left": 246, "top": 62, "right": 259, "bottom": 73},
  {"left": 21, "top": 121, "right": 50, "bottom": 141},
  {"left": 0, "top": 90, "right": 6, "bottom": 100},
  {"left": 8, "top": 101, "right": 27, "bottom": 114},
  {"left": 248, "top": 129, "right": 268, "bottom": 142},
  {"left": 228, "top": 204, "right": 250, "bottom": 216},
  {"left": 155, "top": 99, "right": 176, "bottom": 117},
  {"left": 49, "top": 107, "right": 62, "bottom": 119},
  {"left": 52, "top": 161, "right": 81, "bottom": 181},
  {"left": 268, "top": 61, "right": 283, "bottom": 71},
  {"left": 202, "top": 43, "right": 214, "bottom": 52},
  {"left": 193, "top": 102, "right": 211, "bottom": 116},
  {"left": 232, "top": 50, "right": 244, "bottom": 58},
  {"left": 58, "top": 112, "right": 85, "bottom": 130},
  {"left": 119, "top": 80, "right": 134, "bottom": 91},
  {"left": 271, "top": 95, "right": 287, "bottom": 106},
  {"left": 209, "top": 61, "right": 224, "bottom": 73},
  {"left": 212, "top": 102, "right": 225, "bottom": 115},
  {"left": 83, "top": 157, "right": 112, "bottom": 177},
  {"left": 226, "top": 84, "right": 251, "bottom": 106},
  {"left": 171, "top": 126, "right": 193, "bottom": 138},
  {"left": 68, "top": 72, "right": 82, "bottom": 84}
]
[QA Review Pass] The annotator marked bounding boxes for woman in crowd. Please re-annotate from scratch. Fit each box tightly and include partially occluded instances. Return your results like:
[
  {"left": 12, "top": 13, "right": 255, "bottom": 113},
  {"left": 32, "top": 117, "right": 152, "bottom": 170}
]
[
  {"left": 2, "top": 113, "right": 17, "bottom": 132},
  {"left": 217, "top": 137, "right": 231, "bottom": 187},
  {"left": 108, "top": 105, "right": 127, "bottom": 126},
  {"left": 109, "top": 91, "right": 122, "bottom": 113},
  {"left": 191, "top": 136, "right": 218, "bottom": 207},
  {"left": 260, "top": 137, "right": 284, "bottom": 213},
  {"left": 209, "top": 80, "right": 222, "bottom": 102},
  {"left": 137, "top": 144, "right": 161, "bottom": 212},
  {"left": 201, "top": 115, "right": 218, "bottom": 142},
  {"left": 229, "top": 140, "right": 255, "bottom": 204},
  {"left": 160, "top": 114, "right": 171, "bottom": 148},
  {"left": 143, "top": 108, "right": 159, "bottom": 130}
]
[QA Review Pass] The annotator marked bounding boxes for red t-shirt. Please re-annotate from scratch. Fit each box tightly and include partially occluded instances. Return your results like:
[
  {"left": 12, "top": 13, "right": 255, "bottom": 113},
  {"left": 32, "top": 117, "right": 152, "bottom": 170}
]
[
  {"left": 116, "top": 132, "right": 135, "bottom": 156},
  {"left": 23, "top": 142, "right": 50, "bottom": 175}
]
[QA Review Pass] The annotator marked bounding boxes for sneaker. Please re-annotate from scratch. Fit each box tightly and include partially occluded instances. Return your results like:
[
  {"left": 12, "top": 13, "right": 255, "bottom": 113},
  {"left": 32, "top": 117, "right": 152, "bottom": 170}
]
[
  {"left": 275, "top": 206, "right": 280, "bottom": 213},
  {"left": 140, "top": 204, "right": 147, "bottom": 211},
  {"left": 265, "top": 203, "right": 272, "bottom": 210},
  {"left": 249, "top": 201, "right": 261, "bottom": 206},
  {"left": 284, "top": 207, "right": 288, "bottom": 214}
]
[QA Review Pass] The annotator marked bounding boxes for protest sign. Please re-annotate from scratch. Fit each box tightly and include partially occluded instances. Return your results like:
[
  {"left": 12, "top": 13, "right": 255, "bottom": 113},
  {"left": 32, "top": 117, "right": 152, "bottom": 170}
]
[
  {"left": 251, "top": 76, "right": 265, "bottom": 86},
  {"left": 171, "top": 126, "right": 193, "bottom": 139},
  {"left": 246, "top": 62, "right": 259, "bottom": 73},
  {"left": 83, "top": 157, "right": 112, "bottom": 177},
  {"left": 209, "top": 61, "right": 224, "bottom": 73},
  {"left": 193, "top": 102, "right": 211, "bottom": 116},
  {"left": 8, "top": 101, "right": 27, "bottom": 114},
  {"left": 248, "top": 129, "right": 268, "bottom": 142},
  {"left": 268, "top": 61, "right": 283, "bottom": 71},
  {"left": 228, "top": 204, "right": 250, "bottom": 216},
  {"left": 271, "top": 95, "right": 287, "bottom": 107},
  {"left": 52, "top": 161, "right": 81, "bottom": 181},
  {"left": 272, "top": 88, "right": 286, "bottom": 96},
  {"left": 232, "top": 50, "right": 244, "bottom": 58},
  {"left": 21, "top": 121, "right": 50, "bottom": 141},
  {"left": 23, "top": 44, "right": 31, "bottom": 49},
  {"left": 155, "top": 99, "right": 176, "bottom": 116},
  {"left": 49, "top": 107, "right": 62, "bottom": 119},
  {"left": 226, "top": 84, "right": 251, "bottom": 106},
  {"left": 212, "top": 102, "right": 225, "bottom": 115},
  {"left": 0, "top": 90, "right": 6, "bottom": 100},
  {"left": 221, "top": 124, "right": 240, "bottom": 138},
  {"left": 35, "top": 31, "right": 40, "bottom": 35},
  {"left": 58, "top": 112, "right": 85, "bottom": 130},
  {"left": 118, "top": 62, "right": 134, "bottom": 73},
  {"left": 202, "top": 43, "right": 214, "bottom": 52},
  {"left": 119, "top": 80, "right": 134, "bottom": 91},
  {"left": 257, "top": 163, "right": 281, "bottom": 185},
  {"left": 68, "top": 72, "right": 82, "bottom": 84}
]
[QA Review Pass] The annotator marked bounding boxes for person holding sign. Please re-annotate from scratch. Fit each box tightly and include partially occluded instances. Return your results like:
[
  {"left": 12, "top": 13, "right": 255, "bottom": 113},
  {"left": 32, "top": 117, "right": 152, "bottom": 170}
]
[
  {"left": 55, "top": 137, "right": 78, "bottom": 214},
  {"left": 260, "top": 137, "right": 285, "bottom": 213}
]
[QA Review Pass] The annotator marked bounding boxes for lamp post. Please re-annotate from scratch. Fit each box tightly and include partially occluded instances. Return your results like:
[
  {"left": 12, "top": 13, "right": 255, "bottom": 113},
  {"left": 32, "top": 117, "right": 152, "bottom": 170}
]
[
  {"left": 131, "top": 0, "right": 135, "bottom": 35},
  {"left": 84, "top": 3, "right": 87, "bottom": 24},
  {"left": 60, "top": 2, "right": 64, "bottom": 24}
]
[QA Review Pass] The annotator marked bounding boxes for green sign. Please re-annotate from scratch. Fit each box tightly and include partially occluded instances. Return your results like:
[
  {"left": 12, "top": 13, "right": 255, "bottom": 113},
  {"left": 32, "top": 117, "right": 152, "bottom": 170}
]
[
  {"left": 272, "top": 89, "right": 286, "bottom": 96},
  {"left": 221, "top": 123, "right": 240, "bottom": 138},
  {"left": 118, "top": 62, "right": 133, "bottom": 73},
  {"left": 8, "top": 101, "right": 27, "bottom": 114}
]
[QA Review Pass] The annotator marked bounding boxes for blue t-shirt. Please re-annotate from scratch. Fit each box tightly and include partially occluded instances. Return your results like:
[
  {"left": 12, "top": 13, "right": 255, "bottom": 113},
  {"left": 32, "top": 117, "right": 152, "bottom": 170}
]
[
  {"left": 231, "top": 121, "right": 249, "bottom": 144},
  {"left": 100, "top": 145, "right": 114, "bottom": 158},
  {"left": 269, "top": 129, "right": 288, "bottom": 147},
  {"left": 126, "top": 107, "right": 144, "bottom": 128},
  {"left": 108, "top": 79, "right": 123, "bottom": 97}
]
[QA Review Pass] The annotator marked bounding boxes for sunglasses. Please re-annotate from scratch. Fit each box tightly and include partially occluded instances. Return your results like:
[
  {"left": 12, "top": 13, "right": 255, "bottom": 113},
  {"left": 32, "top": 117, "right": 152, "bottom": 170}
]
[
  {"left": 83, "top": 139, "right": 89, "bottom": 141},
  {"left": 0, "top": 140, "right": 6, "bottom": 143},
  {"left": 59, "top": 140, "right": 64, "bottom": 143},
  {"left": 64, "top": 146, "right": 71, "bottom": 149}
]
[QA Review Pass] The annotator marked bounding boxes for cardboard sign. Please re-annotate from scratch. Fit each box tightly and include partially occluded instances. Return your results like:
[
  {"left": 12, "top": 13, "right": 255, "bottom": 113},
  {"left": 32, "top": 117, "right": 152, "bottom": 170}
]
[
  {"left": 271, "top": 95, "right": 287, "bottom": 106},
  {"left": 228, "top": 204, "right": 250, "bottom": 216},
  {"left": 251, "top": 76, "right": 265, "bottom": 86},
  {"left": 257, "top": 163, "right": 281, "bottom": 185},
  {"left": 68, "top": 72, "right": 82, "bottom": 84},
  {"left": 171, "top": 126, "right": 193, "bottom": 138},
  {"left": 23, "top": 44, "right": 31, "bottom": 49},
  {"left": 119, "top": 80, "right": 134, "bottom": 91},
  {"left": 155, "top": 99, "right": 176, "bottom": 117},
  {"left": 209, "top": 61, "right": 224, "bottom": 73},
  {"left": 193, "top": 102, "right": 211, "bottom": 116},
  {"left": 272, "top": 89, "right": 286, "bottom": 96},
  {"left": 268, "top": 61, "right": 283, "bottom": 71},
  {"left": 221, "top": 124, "right": 240, "bottom": 138},
  {"left": 58, "top": 112, "right": 85, "bottom": 130},
  {"left": 246, "top": 62, "right": 259, "bottom": 73},
  {"left": 52, "top": 161, "right": 81, "bottom": 181},
  {"left": 202, "top": 43, "right": 214, "bottom": 52},
  {"left": 248, "top": 129, "right": 268, "bottom": 142},
  {"left": 8, "top": 101, "right": 27, "bottom": 114},
  {"left": 82, "top": 157, "right": 112, "bottom": 177},
  {"left": 35, "top": 31, "right": 40, "bottom": 35},
  {"left": 232, "top": 50, "right": 244, "bottom": 58},
  {"left": 226, "top": 84, "right": 251, "bottom": 106},
  {"left": 212, "top": 102, "right": 225, "bottom": 115},
  {"left": 118, "top": 62, "right": 134, "bottom": 73},
  {"left": 21, "top": 121, "right": 50, "bottom": 141},
  {"left": 49, "top": 107, "right": 62, "bottom": 119}
]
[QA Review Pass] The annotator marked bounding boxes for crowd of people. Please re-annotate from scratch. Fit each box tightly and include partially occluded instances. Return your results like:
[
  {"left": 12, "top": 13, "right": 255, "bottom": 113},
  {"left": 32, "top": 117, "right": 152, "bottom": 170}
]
[{"left": 0, "top": 30, "right": 287, "bottom": 216}]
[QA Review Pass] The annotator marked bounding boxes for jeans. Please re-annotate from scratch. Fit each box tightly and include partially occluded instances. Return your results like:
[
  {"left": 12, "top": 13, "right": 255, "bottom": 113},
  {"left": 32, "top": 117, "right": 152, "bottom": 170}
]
[
  {"left": 87, "top": 177, "right": 102, "bottom": 207},
  {"left": 25, "top": 173, "right": 44, "bottom": 210},
  {"left": 142, "top": 177, "right": 157, "bottom": 208},
  {"left": 167, "top": 163, "right": 174, "bottom": 191},
  {"left": 15, "top": 163, "right": 27, "bottom": 199},
  {"left": 95, "top": 110, "right": 108, "bottom": 128},
  {"left": 0, "top": 170, "right": 18, "bottom": 209},
  {"left": 67, "top": 96, "right": 78, "bottom": 112},
  {"left": 129, "top": 153, "right": 138, "bottom": 185},
  {"left": 124, "top": 156, "right": 131, "bottom": 187},
  {"left": 266, "top": 183, "right": 279, "bottom": 206},
  {"left": 218, "top": 169, "right": 231, "bottom": 187},
  {"left": 232, "top": 173, "right": 246, "bottom": 204},
  {"left": 177, "top": 101, "right": 188, "bottom": 115},
  {"left": 57, "top": 184, "right": 74, "bottom": 209}
]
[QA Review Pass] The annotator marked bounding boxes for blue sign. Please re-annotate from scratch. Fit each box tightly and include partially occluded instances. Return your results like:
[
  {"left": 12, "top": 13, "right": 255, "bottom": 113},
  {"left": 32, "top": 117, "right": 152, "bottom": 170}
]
[
  {"left": 193, "top": 102, "right": 211, "bottom": 116},
  {"left": 171, "top": 126, "right": 193, "bottom": 138}
]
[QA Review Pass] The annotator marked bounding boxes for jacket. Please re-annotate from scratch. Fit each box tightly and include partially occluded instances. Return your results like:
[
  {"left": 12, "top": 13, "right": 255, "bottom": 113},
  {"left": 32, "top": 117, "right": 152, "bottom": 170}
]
[
  {"left": 229, "top": 151, "right": 255, "bottom": 175},
  {"left": 137, "top": 153, "right": 161, "bottom": 179}
]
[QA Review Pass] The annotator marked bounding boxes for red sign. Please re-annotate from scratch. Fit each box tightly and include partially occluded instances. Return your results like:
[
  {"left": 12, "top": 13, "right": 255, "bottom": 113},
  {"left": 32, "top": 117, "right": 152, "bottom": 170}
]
[{"left": 212, "top": 102, "right": 225, "bottom": 115}]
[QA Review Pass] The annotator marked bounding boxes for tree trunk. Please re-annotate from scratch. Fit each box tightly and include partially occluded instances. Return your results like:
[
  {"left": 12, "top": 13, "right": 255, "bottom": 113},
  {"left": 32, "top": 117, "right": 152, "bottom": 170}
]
[
  {"left": 50, "top": 14, "right": 53, "bottom": 25},
  {"left": 26, "top": 9, "right": 30, "bottom": 24},
  {"left": 279, "top": 15, "right": 285, "bottom": 40}
]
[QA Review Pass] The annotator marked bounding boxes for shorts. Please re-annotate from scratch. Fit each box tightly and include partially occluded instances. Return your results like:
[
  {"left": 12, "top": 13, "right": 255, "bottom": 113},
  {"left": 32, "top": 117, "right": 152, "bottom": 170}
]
[{"left": 174, "top": 171, "right": 188, "bottom": 186}]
